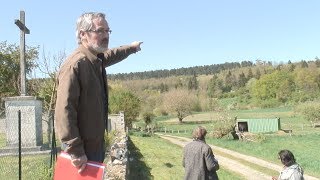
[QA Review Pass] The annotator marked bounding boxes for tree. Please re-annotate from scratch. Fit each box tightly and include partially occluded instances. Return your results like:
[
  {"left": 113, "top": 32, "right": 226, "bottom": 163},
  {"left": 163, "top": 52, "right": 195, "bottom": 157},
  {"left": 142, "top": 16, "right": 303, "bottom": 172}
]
[
  {"left": 33, "top": 50, "right": 65, "bottom": 111},
  {"left": 293, "top": 67, "right": 319, "bottom": 101},
  {"left": 187, "top": 73, "right": 199, "bottom": 90},
  {"left": 0, "top": 41, "right": 39, "bottom": 96},
  {"left": 142, "top": 112, "right": 155, "bottom": 132},
  {"left": 238, "top": 72, "right": 247, "bottom": 88},
  {"left": 301, "top": 60, "right": 308, "bottom": 68},
  {"left": 247, "top": 68, "right": 254, "bottom": 80},
  {"left": 212, "top": 110, "right": 235, "bottom": 138},
  {"left": 174, "top": 78, "right": 183, "bottom": 89},
  {"left": 295, "top": 102, "right": 320, "bottom": 126},
  {"left": 207, "top": 75, "right": 223, "bottom": 98},
  {"left": 0, "top": 41, "right": 39, "bottom": 111},
  {"left": 255, "top": 69, "right": 261, "bottom": 79},
  {"left": 109, "top": 87, "right": 141, "bottom": 129},
  {"left": 159, "top": 82, "right": 169, "bottom": 93},
  {"left": 162, "top": 89, "right": 195, "bottom": 122},
  {"left": 223, "top": 71, "right": 233, "bottom": 92},
  {"left": 251, "top": 70, "right": 294, "bottom": 103},
  {"left": 29, "top": 50, "right": 65, "bottom": 146}
]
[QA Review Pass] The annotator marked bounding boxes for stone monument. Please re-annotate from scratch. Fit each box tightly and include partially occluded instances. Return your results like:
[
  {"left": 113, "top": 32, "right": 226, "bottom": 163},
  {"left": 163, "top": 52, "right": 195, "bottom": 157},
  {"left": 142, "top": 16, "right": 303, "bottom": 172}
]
[
  {"left": 5, "top": 96, "right": 43, "bottom": 147},
  {"left": 3, "top": 11, "right": 43, "bottom": 152}
]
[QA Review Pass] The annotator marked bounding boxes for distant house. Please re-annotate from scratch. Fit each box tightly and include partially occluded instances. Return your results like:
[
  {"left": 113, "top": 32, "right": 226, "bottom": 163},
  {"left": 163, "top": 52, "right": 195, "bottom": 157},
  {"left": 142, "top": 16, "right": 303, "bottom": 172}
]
[{"left": 236, "top": 118, "right": 281, "bottom": 133}]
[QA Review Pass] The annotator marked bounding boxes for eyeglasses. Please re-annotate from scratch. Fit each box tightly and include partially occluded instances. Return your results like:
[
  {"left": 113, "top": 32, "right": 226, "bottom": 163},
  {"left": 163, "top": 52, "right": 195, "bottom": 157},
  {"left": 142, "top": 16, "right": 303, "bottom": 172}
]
[{"left": 87, "top": 28, "right": 112, "bottom": 35}]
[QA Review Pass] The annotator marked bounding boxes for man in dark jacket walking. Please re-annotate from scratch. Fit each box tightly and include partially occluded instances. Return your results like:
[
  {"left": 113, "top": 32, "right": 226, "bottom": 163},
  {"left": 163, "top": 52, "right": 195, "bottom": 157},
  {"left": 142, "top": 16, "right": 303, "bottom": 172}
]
[{"left": 183, "top": 126, "right": 220, "bottom": 180}]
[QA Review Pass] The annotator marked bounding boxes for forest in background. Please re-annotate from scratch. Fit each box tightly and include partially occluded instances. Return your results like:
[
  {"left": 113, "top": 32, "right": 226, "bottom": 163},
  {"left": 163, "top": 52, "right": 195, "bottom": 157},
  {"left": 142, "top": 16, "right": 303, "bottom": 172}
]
[
  {"left": 108, "top": 57, "right": 320, "bottom": 120},
  {"left": 1, "top": 40, "right": 320, "bottom": 128}
]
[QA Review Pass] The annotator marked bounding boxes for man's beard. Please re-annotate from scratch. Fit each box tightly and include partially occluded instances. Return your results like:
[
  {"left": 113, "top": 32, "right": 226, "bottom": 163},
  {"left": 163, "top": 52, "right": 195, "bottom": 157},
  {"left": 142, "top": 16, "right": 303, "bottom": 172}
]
[{"left": 88, "top": 41, "right": 108, "bottom": 53}]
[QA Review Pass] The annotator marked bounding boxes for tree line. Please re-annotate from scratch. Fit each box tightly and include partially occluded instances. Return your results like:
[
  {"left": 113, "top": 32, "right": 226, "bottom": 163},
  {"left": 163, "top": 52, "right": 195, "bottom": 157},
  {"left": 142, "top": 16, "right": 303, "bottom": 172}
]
[
  {"left": 108, "top": 61, "right": 254, "bottom": 80},
  {"left": 1, "top": 41, "right": 320, "bottom": 129}
]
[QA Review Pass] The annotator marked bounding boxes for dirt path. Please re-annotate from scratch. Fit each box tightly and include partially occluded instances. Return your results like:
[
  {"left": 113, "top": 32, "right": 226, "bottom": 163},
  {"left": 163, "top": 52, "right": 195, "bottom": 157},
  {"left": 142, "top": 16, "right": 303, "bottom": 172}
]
[{"left": 157, "top": 134, "right": 319, "bottom": 180}]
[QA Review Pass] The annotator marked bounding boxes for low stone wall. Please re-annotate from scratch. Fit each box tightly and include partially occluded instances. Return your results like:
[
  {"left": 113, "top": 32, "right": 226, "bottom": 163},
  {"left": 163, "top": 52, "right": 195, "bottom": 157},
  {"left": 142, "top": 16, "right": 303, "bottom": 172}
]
[
  {"left": 105, "top": 132, "right": 128, "bottom": 179},
  {"left": 108, "top": 112, "right": 125, "bottom": 132},
  {"left": 105, "top": 112, "right": 129, "bottom": 180}
]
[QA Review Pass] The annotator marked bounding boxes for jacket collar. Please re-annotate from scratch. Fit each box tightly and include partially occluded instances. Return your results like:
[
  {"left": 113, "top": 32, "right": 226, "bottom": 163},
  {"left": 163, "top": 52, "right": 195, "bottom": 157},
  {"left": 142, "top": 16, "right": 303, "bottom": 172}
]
[
  {"left": 78, "top": 45, "right": 101, "bottom": 63},
  {"left": 78, "top": 45, "right": 106, "bottom": 73},
  {"left": 193, "top": 138, "right": 206, "bottom": 144}
]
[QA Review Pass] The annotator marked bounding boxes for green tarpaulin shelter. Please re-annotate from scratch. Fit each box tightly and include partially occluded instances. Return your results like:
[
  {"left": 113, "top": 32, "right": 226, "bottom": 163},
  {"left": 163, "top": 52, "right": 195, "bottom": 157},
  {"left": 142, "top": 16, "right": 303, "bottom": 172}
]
[{"left": 236, "top": 118, "right": 281, "bottom": 133}]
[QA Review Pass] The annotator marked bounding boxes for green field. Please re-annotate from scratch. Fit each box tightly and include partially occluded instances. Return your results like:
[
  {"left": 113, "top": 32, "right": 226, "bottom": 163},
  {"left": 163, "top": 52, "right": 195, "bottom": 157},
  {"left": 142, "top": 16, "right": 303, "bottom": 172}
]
[
  {"left": 128, "top": 133, "right": 244, "bottom": 180},
  {"left": 133, "top": 107, "right": 320, "bottom": 178},
  {"left": 0, "top": 154, "right": 52, "bottom": 179}
]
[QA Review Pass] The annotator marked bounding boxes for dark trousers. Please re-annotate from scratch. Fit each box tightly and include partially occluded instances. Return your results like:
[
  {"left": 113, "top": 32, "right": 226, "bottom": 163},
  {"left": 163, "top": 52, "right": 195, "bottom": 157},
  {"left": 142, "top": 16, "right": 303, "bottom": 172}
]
[{"left": 86, "top": 147, "right": 105, "bottom": 163}]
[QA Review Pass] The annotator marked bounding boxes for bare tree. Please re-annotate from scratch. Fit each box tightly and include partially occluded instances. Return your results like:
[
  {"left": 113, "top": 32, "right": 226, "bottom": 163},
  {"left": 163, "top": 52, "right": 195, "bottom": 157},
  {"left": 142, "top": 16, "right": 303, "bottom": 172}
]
[
  {"left": 32, "top": 48, "right": 65, "bottom": 146},
  {"left": 162, "top": 89, "right": 196, "bottom": 122}
]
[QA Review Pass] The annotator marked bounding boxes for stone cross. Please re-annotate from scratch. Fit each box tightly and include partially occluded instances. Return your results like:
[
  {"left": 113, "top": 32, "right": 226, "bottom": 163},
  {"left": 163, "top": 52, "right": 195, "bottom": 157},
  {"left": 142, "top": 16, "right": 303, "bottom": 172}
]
[{"left": 14, "top": 10, "right": 30, "bottom": 96}]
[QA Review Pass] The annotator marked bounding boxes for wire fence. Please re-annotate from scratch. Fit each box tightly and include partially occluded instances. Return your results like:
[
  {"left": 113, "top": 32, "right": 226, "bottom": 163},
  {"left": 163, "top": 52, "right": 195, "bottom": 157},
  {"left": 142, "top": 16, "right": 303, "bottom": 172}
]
[{"left": 0, "top": 111, "right": 58, "bottom": 180}]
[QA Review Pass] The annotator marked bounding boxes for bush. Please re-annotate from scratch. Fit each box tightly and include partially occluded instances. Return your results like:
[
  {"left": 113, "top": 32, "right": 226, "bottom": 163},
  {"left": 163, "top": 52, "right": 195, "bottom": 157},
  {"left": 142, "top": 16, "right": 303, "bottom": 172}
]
[
  {"left": 153, "top": 107, "right": 168, "bottom": 116},
  {"left": 211, "top": 110, "right": 236, "bottom": 138},
  {"left": 294, "top": 101, "right": 320, "bottom": 123}
]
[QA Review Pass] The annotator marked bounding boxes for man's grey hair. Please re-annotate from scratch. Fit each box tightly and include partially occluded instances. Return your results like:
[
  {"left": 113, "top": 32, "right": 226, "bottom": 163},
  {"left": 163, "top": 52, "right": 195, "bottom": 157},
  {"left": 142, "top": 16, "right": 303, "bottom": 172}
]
[
  {"left": 192, "top": 126, "right": 207, "bottom": 140},
  {"left": 76, "top": 12, "right": 106, "bottom": 44}
]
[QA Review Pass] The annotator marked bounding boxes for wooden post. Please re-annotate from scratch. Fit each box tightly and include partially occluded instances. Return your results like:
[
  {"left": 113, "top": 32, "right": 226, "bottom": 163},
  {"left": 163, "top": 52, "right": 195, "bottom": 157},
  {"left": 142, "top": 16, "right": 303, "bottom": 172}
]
[{"left": 15, "top": 10, "right": 30, "bottom": 96}]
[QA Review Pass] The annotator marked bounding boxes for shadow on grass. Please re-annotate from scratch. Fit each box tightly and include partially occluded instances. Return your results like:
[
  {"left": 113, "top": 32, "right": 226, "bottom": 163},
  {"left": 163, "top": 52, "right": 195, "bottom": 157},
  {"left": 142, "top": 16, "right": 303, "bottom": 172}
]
[
  {"left": 164, "top": 162, "right": 173, "bottom": 168},
  {"left": 127, "top": 136, "right": 153, "bottom": 180}
]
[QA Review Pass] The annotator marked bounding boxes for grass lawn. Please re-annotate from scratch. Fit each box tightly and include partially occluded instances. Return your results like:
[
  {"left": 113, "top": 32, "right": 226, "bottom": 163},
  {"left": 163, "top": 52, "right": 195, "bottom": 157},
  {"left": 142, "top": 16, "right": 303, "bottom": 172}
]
[
  {"left": 205, "top": 133, "right": 320, "bottom": 178},
  {"left": 128, "top": 133, "right": 244, "bottom": 180},
  {"left": 133, "top": 106, "right": 320, "bottom": 178},
  {"left": 0, "top": 154, "right": 52, "bottom": 179}
]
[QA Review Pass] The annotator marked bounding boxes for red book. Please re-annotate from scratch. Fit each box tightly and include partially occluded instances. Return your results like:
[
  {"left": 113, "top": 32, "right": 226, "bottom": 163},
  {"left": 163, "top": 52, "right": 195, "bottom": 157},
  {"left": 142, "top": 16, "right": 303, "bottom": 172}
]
[{"left": 54, "top": 152, "right": 106, "bottom": 180}]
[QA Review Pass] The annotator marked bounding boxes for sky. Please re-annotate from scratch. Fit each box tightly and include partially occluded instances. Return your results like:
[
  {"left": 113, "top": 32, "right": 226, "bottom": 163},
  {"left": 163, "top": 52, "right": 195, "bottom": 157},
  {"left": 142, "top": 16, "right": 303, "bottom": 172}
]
[{"left": 1, "top": 0, "right": 320, "bottom": 76}]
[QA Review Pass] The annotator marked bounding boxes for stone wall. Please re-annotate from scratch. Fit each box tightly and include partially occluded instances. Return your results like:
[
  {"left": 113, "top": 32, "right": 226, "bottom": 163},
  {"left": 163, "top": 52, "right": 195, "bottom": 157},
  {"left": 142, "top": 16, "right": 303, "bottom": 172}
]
[
  {"left": 105, "top": 112, "right": 129, "bottom": 180},
  {"left": 108, "top": 112, "right": 125, "bottom": 133},
  {"left": 105, "top": 131, "right": 128, "bottom": 179}
]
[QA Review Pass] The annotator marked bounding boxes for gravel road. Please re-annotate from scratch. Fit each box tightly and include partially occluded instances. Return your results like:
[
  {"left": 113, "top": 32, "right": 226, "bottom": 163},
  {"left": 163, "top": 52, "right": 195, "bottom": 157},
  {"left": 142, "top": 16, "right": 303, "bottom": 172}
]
[{"left": 157, "top": 134, "right": 319, "bottom": 180}]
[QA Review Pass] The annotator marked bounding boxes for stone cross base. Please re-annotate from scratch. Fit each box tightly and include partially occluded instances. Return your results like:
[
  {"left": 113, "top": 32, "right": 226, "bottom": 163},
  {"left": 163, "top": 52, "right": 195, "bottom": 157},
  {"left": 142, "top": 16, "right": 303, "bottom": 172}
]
[{"left": 4, "top": 96, "right": 43, "bottom": 147}]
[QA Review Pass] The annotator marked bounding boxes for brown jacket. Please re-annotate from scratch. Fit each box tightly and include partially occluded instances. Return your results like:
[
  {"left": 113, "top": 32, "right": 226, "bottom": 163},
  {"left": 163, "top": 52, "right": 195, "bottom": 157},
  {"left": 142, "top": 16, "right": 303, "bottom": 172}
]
[{"left": 55, "top": 45, "right": 136, "bottom": 158}]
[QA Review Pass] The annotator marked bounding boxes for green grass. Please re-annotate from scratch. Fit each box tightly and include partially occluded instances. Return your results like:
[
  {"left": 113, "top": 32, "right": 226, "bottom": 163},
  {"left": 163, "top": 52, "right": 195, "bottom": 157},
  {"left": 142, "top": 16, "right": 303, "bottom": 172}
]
[
  {"left": 0, "top": 133, "right": 6, "bottom": 147},
  {"left": 153, "top": 107, "right": 320, "bottom": 178},
  {"left": 0, "top": 154, "right": 53, "bottom": 179},
  {"left": 205, "top": 134, "right": 320, "bottom": 178},
  {"left": 128, "top": 133, "right": 244, "bottom": 180}
]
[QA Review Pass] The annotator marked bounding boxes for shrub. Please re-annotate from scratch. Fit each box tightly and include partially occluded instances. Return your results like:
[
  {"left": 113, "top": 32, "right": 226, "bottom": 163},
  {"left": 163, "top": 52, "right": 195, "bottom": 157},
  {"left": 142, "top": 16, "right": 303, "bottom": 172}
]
[
  {"left": 211, "top": 110, "right": 236, "bottom": 138},
  {"left": 294, "top": 101, "right": 320, "bottom": 123}
]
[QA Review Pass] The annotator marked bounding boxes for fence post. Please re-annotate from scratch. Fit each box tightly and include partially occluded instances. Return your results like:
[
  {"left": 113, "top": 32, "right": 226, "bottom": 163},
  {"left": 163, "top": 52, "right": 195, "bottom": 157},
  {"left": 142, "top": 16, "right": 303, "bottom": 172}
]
[{"left": 18, "top": 110, "right": 21, "bottom": 180}]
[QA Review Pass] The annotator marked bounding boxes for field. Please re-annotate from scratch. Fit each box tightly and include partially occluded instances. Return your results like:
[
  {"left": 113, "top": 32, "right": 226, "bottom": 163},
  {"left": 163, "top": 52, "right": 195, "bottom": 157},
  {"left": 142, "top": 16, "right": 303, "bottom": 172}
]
[
  {"left": 132, "top": 107, "right": 320, "bottom": 178},
  {"left": 0, "top": 154, "right": 52, "bottom": 179},
  {"left": 128, "top": 133, "right": 244, "bottom": 179}
]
